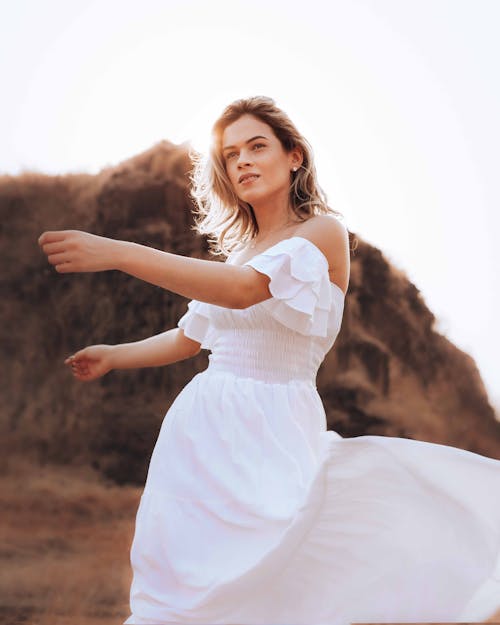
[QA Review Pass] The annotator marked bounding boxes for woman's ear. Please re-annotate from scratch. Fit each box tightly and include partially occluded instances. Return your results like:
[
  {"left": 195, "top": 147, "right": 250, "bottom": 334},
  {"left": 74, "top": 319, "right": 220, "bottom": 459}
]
[{"left": 289, "top": 147, "right": 304, "bottom": 170}]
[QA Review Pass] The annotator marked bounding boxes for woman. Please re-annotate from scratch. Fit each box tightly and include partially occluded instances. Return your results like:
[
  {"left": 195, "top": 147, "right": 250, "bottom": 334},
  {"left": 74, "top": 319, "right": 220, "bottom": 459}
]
[{"left": 39, "top": 96, "right": 500, "bottom": 625}]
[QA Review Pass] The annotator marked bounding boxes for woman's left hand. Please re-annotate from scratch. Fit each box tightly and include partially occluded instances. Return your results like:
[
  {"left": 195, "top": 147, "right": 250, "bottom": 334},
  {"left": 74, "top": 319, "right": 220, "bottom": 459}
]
[{"left": 38, "top": 230, "right": 122, "bottom": 273}]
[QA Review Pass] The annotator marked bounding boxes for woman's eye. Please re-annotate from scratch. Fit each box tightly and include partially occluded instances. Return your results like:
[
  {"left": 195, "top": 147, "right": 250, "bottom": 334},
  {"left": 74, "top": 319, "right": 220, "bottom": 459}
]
[{"left": 224, "top": 144, "right": 264, "bottom": 161}]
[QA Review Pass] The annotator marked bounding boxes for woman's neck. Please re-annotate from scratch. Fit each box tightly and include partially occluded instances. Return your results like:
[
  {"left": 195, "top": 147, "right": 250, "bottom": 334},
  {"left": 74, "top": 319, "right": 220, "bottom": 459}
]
[
  {"left": 249, "top": 206, "right": 303, "bottom": 250},
  {"left": 251, "top": 196, "right": 298, "bottom": 239}
]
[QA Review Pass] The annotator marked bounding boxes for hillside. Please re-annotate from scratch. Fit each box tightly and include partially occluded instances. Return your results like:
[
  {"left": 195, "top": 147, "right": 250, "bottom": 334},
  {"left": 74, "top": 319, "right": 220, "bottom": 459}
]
[{"left": 1, "top": 140, "right": 499, "bottom": 485}]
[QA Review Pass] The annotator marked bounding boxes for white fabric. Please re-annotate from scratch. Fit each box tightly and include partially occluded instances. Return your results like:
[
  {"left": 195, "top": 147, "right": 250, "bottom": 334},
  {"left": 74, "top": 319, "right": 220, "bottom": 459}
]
[{"left": 125, "top": 236, "right": 500, "bottom": 625}]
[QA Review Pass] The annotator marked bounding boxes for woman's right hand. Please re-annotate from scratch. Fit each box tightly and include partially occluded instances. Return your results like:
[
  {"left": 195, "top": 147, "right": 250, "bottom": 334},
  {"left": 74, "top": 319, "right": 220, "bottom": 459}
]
[{"left": 64, "top": 344, "right": 115, "bottom": 382}]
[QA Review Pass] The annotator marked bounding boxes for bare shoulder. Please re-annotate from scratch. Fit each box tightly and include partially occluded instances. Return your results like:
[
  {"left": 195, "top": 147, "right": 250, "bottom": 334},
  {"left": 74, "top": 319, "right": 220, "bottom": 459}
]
[
  {"left": 296, "top": 214, "right": 348, "bottom": 249},
  {"left": 295, "top": 215, "right": 350, "bottom": 293}
]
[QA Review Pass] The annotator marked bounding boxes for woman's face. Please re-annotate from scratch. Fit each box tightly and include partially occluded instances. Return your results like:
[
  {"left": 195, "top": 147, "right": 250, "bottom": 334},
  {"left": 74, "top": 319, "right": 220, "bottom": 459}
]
[{"left": 221, "top": 114, "right": 301, "bottom": 206}]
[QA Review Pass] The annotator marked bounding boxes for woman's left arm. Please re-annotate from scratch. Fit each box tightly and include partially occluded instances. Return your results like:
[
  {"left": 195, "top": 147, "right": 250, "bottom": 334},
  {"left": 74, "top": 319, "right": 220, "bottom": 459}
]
[{"left": 37, "top": 230, "right": 270, "bottom": 309}]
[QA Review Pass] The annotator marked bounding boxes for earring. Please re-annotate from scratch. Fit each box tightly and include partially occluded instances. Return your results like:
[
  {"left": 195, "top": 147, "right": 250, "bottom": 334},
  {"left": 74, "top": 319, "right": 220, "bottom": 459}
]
[{"left": 292, "top": 167, "right": 298, "bottom": 172}]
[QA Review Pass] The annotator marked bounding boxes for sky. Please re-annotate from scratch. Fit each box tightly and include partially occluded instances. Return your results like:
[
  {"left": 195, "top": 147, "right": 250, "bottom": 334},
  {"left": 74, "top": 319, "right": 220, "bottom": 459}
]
[{"left": 1, "top": 0, "right": 499, "bottom": 410}]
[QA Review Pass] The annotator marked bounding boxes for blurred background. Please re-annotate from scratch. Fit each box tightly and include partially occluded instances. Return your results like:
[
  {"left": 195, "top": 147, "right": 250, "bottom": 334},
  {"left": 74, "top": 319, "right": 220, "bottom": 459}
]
[
  {"left": 2, "top": 0, "right": 499, "bottom": 406},
  {"left": 1, "top": 1, "right": 499, "bottom": 623}
]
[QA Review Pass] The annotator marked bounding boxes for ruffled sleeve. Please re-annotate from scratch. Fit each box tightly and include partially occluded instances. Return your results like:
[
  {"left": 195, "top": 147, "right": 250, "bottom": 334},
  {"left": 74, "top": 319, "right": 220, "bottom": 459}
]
[
  {"left": 244, "top": 236, "right": 344, "bottom": 338},
  {"left": 177, "top": 299, "right": 216, "bottom": 350}
]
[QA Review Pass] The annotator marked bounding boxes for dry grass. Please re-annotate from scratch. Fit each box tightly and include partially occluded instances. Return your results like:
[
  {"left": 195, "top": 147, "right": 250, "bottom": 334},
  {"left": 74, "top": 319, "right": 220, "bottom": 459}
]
[{"left": 0, "top": 459, "right": 141, "bottom": 625}]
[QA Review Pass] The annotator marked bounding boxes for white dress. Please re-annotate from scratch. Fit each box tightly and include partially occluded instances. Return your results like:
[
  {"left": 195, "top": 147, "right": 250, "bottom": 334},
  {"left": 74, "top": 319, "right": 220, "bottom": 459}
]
[{"left": 124, "top": 236, "right": 500, "bottom": 625}]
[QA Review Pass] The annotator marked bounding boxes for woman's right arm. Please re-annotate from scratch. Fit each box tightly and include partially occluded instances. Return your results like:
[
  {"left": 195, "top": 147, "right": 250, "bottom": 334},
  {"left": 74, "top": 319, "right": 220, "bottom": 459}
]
[{"left": 66, "top": 328, "right": 201, "bottom": 382}]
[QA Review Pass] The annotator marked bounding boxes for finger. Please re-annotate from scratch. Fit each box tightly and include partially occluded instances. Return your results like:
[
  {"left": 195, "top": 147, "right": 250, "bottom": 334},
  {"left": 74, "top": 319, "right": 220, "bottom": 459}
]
[
  {"left": 41, "top": 242, "right": 68, "bottom": 255},
  {"left": 47, "top": 252, "right": 71, "bottom": 266},
  {"left": 72, "top": 366, "right": 89, "bottom": 378},
  {"left": 67, "top": 350, "right": 91, "bottom": 365},
  {"left": 66, "top": 355, "right": 84, "bottom": 366},
  {"left": 38, "top": 231, "right": 68, "bottom": 246},
  {"left": 55, "top": 261, "right": 75, "bottom": 273},
  {"left": 74, "top": 370, "right": 94, "bottom": 382}
]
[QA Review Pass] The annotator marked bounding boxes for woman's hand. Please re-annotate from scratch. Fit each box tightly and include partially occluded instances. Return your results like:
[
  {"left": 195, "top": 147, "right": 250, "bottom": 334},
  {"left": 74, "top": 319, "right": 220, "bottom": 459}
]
[
  {"left": 65, "top": 344, "right": 115, "bottom": 382},
  {"left": 38, "top": 230, "right": 123, "bottom": 273}
]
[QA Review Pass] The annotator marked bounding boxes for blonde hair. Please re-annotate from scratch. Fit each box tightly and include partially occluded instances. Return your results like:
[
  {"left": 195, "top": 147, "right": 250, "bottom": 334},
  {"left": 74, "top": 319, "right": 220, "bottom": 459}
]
[{"left": 190, "top": 96, "right": 344, "bottom": 257}]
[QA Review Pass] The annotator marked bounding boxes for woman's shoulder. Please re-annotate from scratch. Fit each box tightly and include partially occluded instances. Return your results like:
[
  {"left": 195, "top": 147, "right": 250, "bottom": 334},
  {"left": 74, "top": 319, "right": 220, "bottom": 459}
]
[
  {"left": 294, "top": 215, "right": 350, "bottom": 293},
  {"left": 295, "top": 214, "right": 349, "bottom": 254},
  {"left": 299, "top": 213, "right": 347, "bottom": 232}
]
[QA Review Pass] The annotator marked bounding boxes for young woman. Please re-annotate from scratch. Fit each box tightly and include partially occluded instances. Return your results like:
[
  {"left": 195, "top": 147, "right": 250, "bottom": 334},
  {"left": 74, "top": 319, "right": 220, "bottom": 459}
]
[{"left": 39, "top": 96, "right": 500, "bottom": 625}]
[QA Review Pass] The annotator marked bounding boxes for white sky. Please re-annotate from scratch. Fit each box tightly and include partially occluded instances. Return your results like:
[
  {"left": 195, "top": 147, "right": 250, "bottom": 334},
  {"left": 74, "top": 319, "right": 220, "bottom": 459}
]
[{"left": 1, "top": 0, "right": 499, "bottom": 410}]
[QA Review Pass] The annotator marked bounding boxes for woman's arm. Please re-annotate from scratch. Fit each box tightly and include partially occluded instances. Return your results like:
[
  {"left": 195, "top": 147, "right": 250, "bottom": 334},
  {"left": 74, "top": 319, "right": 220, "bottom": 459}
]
[
  {"left": 38, "top": 217, "right": 349, "bottom": 308},
  {"left": 38, "top": 230, "right": 270, "bottom": 309},
  {"left": 109, "top": 327, "right": 201, "bottom": 368},
  {"left": 114, "top": 240, "right": 266, "bottom": 308},
  {"left": 67, "top": 328, "right": 201, "bottom": 382}
]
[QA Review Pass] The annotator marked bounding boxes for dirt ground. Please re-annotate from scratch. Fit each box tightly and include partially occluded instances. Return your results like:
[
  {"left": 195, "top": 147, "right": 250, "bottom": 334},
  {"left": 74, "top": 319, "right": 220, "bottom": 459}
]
[
  {"left": 1, "top": 460, "right": 499, "bottom": 625},
  {"left": 0, "top": 461, "right": 140, "bottom": 625}
]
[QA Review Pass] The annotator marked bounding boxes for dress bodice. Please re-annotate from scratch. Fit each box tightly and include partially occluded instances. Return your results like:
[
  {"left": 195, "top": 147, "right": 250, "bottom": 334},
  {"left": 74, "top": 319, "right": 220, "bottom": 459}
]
[{"left": 177, "top": 237, "right": 346, "bottom": 384}]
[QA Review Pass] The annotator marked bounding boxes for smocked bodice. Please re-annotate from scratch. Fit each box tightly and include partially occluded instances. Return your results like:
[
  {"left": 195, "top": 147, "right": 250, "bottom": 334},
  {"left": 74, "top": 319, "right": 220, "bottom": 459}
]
[
  {"left": 209, "top": 327, "right": 333, "bottom": 383},
  {"left": 177, "top": 236, "right": 346, "bottom": 384}
]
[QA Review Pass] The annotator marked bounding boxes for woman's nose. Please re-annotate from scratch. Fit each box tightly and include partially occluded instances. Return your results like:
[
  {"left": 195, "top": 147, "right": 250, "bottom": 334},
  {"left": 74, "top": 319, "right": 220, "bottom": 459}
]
[{"left": 237, "top": 150, "right": 253, "bottom": 166}]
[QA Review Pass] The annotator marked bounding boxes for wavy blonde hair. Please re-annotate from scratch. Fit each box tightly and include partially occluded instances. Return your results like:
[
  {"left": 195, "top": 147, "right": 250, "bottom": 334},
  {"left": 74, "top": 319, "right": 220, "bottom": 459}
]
[{"left": 190, "top": 96, "right": 344, "bottom": 257}]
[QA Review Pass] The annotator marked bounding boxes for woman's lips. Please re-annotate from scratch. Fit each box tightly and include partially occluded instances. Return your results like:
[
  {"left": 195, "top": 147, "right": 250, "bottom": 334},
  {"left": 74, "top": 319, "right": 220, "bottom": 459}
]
[{"left": 240, "top": 175, "right": 260, "bottom": 185}]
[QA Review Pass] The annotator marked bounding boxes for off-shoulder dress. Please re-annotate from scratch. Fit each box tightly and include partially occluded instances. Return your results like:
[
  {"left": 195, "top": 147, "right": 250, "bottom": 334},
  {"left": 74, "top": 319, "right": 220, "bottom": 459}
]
[{"left": 124, "top": 236, "right": 500, "bottom": 625}]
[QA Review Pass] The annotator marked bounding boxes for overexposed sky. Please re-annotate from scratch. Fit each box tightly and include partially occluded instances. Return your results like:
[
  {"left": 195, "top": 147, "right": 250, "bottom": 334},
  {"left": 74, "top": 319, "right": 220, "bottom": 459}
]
[{"left": 1, "top": 0, "right": 499, "bottom": 409}]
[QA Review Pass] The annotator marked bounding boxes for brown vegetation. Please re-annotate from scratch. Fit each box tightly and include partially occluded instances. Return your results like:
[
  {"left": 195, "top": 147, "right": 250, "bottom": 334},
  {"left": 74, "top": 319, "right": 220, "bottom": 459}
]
[
  {"left": 1, "top": 139, "right": 499, "bottom": 487},
  {"left": 0, "top": 459, "right": 139, "bottom": 624}
]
